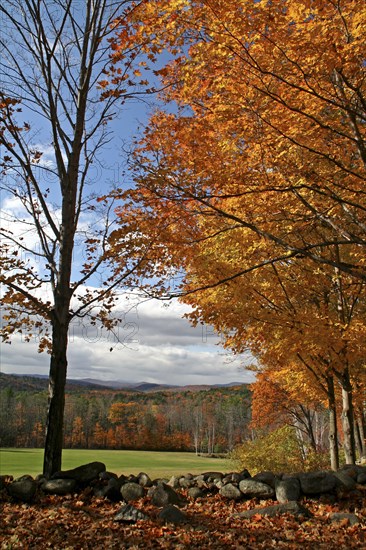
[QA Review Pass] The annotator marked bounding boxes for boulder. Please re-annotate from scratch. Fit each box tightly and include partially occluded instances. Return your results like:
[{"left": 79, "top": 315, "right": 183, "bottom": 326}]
[
  {"left": 219, "top": 483, "right": 242, "bottom": 500},
  {"left": 253, "top": 471, "right": 277, "bottom": 489},
  {"left": 158, "top": 505, "right": 187, "bottom": 524},
  {"left": 188, "top": 486, "right": 205, "bottom": 499},
  {"left": 298, "top": 472, "right": 336, "bottom": 495},
  {"left": 114, "top": 504, "right": 149, "bottom": 523},
  {"left": 275, "top": 478, "right": 301, "bottom": 503},
  {"left": 42, "top": 479, "right": 76, "bottom": 495},
  {"left": 94, "top": 477, "right": 121, "bottom": 501},
  {"left": 51, "top": 462, "right": 106, "bottom": 484},
  {"left": 120, "top": 482, "right": 145, "bottom": 502},
  {"left": 333, "top": 471, "right": 357, "bottom": 492},
  {"left": 239, "top": 479, "right": 275, "bottom": 499},
  {"left": 150, "top": 483, "right": 186, "bottom": 507},
  {"left": 233, "top": 501, "right": 312, "bottom": 519},
  {"left": 8, "top": 478, "right": 37, "bottom": 502},
  {"left": 137, "top": 472, "right": 152, "bottom": 487},
  {"left": 330, "top": 512, "right": 360, "bottom": 525}
]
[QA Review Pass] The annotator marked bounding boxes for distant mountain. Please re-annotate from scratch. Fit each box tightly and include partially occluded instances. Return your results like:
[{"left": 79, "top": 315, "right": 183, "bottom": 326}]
[
  {"left": 0, "top": 373, "right": 113, "bottom": 393},
  {"left": 0, "top": 373, "right": 247, "bottom": 393}
]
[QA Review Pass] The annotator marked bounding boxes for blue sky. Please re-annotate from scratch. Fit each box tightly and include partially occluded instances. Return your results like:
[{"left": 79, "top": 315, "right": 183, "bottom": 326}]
[{"left": 0, "top": 2, "right": 255, "bottom": 387}]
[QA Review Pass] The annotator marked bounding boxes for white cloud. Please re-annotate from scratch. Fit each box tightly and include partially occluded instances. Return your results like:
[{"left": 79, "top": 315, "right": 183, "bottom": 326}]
[{"left": 0, "top": 294, "right": 255, "bottom": 386}]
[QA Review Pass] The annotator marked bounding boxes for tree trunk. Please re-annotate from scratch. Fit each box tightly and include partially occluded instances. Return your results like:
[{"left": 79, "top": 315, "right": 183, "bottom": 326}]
[
  {"left": 327, "top": 375, "right": 339, "bottom": 471},
  {"left": 43, "top": 317, "right": 69, "bottom": 477},
  {"left": 355, "top": 408, "right": 366, "bottom": 461},
  {"left": 340, "top": 380, "right": 356, "bottom": 464}
]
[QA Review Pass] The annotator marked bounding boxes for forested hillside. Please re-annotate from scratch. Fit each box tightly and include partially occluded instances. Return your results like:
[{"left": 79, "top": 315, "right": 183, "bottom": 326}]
[{"left": 0, "top": 374, "right": 251, "bottom": 453}]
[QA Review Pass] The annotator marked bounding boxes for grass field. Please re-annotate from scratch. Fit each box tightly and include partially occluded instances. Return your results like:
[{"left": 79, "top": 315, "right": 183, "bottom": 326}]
[{"left": 0, "top": 448, "right": 231, "bottom": 479}]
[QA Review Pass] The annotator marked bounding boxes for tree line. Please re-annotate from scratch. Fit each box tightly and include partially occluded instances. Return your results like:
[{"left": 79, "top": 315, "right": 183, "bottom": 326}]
[{"left": 0, "top": 377, "right": 251, "bottom": 454}]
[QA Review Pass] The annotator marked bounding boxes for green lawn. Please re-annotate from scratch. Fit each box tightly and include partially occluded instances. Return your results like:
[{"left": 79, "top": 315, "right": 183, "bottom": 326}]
[{"left": 0, "top": 448, "right": 231, "bottom": 479}]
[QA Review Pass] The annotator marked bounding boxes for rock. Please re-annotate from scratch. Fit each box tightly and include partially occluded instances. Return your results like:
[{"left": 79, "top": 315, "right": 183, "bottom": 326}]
[
  {"left": 137, "top": 472, "right": 152, "bottom": 487},
  {"left": 202, "top": 472, "right": 224, "bottom": 482},
  {"left": 298, "top": 472, "right": 336, "bottom": 495},
  {"left": 114, "top": 504, "right": 149, "bottom": 523},
  {"left": 42, "top": 479, "right": 77, "bottom": 495},
  {"left": 8, "top": 478, "right": 37, "bottom": 502},
  {"left": 219, "top": 483, "right": 242, "bottom": 500},
  {"left": 158, "top": 505, "right": 187, "bottom": 524},
  {"left": 357, "top": 472, "right": 366, "bottom": 484},
  {"left": 51, "top": 462, "right": 106, "bottom": 484},
  {"left": 0, "top": 475, "right": 13, "bottom": 489},
  {"left": 233, "top": 501, "right": 312, "bottom": 519},
  {"left": 275, "top": 478, "right": 301, "bottom": 503},
  {"left": 167, "top": 475, "right": 180, "bottom": 489},
  {"left": 179, "top": 476, "right": 196, "bottom": 489},
  {"left": 253, "top": 471, "right": 277, "bottom": 489},
  {"left": 150, "top": 483, "right": 186, "bottom": 507},
  {"left": 333, "top": 471, "right": 357, "bottom": 492},
  {"left": 99, "top": 471, "right": 118, "bottom": 481},
  {"left": 330, "top": 512, "right": 360, "bottom": 526},
  {"left": 94, "top": 477, "right": 121, "bottom": 501},
  {"left": 120, "top": 482, "right": 145, "bottom": 502},
  {"left": 239, "top": 479, "right": 275, "bottom": 499},
  {"left": 188, "top": 486, "right": 205, "bottom": 499}
]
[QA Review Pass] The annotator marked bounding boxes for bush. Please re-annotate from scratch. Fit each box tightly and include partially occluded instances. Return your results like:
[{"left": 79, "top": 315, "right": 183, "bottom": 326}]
[{"left": 231, "top": 425, "right": 329, "bottom": 474}]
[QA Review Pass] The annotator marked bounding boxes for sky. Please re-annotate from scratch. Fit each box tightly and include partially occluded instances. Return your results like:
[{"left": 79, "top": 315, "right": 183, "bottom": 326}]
[
  {"left": 0, "top": 293, "right": 255, "bottom": 386},
  {"left": 0, "top": 2, "right": 256, "bottom": 388}
]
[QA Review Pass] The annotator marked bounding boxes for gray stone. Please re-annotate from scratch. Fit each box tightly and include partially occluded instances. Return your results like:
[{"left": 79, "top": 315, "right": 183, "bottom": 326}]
[
  {"left": 120, "top": 482, "right": 145, "bottom": 502},
  {"left": 357, "top": 473, "right": 366, "bottom": 484},
  {"left": 179, "top": 476, "right": 196, "bottom": 489},
  {"left": 219, "top": 483, "right": 242, "bottom": 500},
  {"left": 167, "top": 475, "right": 180, "bottom": 489},
  {"left": 233, "top": 501, "right": 312, "bottom": 519},
  {"left": 333, "top": 471, "right": 357, "bottom": 491},
  {"left": 158, "top": 505, "right": 187, "bottom": 524},
  {"left": 42, "top": 478, "right": 76, "bottom": 495},
  {"left": 137, "top": 472, "right": 152, "bottom": 487},
  {"left": 150, "top": 483, "right": 186, "bottom": 507},
  {"left": 51, "top": 461, "right": 106, "bottom": 484},
  {"left": 188, "top": 486, "right": 205, "bottom": 499},
  {"left": 239, "top": 479, "right": 275, "bottom": 499},
  {"left": 114, "top": 504, "right": 149, "bottom": 523},
  {"left": 275, "top": 478, "right": 301, "bottom": 503},
  {"left": 8, "top": 478, "right": 37, "bottom": 502},
  {"left": 253, "top": 471, "right": 277, "bottom": 489},
  {"left": 202, "top": 472, "right": 224, "bottom": 482},
  {"left": 330, "top": 512, "right": 360, "bottom": 526},
  {"left": 298, "top": 472, "right": 336, "bottom": 495}
]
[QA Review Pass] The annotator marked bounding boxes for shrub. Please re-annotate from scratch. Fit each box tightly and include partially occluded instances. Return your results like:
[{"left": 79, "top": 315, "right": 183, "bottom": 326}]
[{"left": 231, "top": 425, "right": 329, "bottom": 474}]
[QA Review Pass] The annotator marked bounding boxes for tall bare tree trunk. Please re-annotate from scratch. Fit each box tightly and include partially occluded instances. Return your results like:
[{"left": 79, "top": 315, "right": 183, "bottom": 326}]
[
  {"left": 327, "top": 375, "right": 339, "bottom": 471},
  {"left": 43, "top": 317, "right": 69, "bottom": 476},
  {"left": 339, "top": 368, "right": 356, "bottom": 464}
]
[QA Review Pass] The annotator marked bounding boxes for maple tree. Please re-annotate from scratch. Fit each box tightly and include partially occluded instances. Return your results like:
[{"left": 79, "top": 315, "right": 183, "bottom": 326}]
[
  {"left": 115, "top": 0, "right": 366, "bottom": 279},
  {"left": 0, "top": 0, "right": 158, "bottom": 477},
  {"left": 107, "top": 1, "right": 366, "bottom": 467}
]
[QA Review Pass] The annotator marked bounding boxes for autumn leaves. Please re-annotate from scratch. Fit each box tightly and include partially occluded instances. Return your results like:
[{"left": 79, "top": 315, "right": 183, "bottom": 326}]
[{"left": 108, "top": 1, "right": 366, "bottom": 466}]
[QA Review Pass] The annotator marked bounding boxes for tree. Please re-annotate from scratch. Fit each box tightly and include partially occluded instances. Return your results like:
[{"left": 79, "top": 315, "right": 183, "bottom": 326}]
[
  {"left": 109, "top": 0, "right": 366, "bottom": 282},
  {"left": 0, "top": 0, "right": 154, "bottom": 476},
  {"left": 107, "top": 0, "right": 366, "bottom": 466}
]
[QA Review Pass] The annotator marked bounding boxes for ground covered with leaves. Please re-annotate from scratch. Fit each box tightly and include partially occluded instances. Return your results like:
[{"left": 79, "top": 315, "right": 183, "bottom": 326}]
[{"left": 1, "top": 487, "right": 366, "bottom": 549}]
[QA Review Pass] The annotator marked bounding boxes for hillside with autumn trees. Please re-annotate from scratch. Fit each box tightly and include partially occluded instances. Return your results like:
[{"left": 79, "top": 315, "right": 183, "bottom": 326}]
[{"left": 0, "top": 374, "right": 251, "bottom": 454}]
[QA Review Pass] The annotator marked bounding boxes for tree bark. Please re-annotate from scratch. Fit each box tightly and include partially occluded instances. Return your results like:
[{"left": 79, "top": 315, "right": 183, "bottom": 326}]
[
  {"left": 327, "top": 375, "right": 339, "bottom": 471},
  {"left": 43, "top": 315, "right": 70, "bottom": 477},
  {"left": 339, "top": 368, "right": 356, "bottom": 464}
]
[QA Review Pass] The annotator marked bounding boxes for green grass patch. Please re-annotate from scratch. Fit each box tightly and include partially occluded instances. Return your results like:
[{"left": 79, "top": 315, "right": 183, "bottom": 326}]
[{"left": 0, "top": 448, "right": 230, "bottom": 479}]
